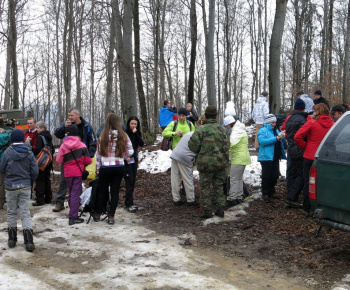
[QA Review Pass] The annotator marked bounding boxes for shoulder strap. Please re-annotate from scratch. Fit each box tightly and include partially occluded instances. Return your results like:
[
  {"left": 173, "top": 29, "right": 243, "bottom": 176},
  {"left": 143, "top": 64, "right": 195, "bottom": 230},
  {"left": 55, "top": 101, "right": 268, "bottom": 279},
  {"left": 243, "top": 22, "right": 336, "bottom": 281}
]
[
  {"left": 172, "top": 120, "right": 178, "bottom": 132},
  {"left": 187, "top": 120, "right": 192, "bottom": 130},
  {"left": 70, "top": 149, "right": 83, "bottom": 174},
  {"left": 41, "top": 135, "right": 48, "bottom": 146}
]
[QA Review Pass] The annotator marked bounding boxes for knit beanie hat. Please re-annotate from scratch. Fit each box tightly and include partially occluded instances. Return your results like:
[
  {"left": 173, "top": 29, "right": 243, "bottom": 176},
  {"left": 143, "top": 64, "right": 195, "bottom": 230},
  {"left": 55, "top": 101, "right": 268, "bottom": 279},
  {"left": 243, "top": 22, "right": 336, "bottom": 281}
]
[
  {"left": 264, "top": 114, "right": 277, "bottom": 124},
  {"left": 314, "top": 90, "right": 322, "bottom": 96},
  {"left": 205, "top": 105, "right": 217, "bottom": 118},
  {"left": 224, "top": 101, "right": 236, "bottom": 117},
  {"left": 223, "top": 116, "right": 235, "bottom": 126},
  {"left": 294, "top": 99, "right": 305, "bottom": 110},
  {"left": 178, "top": 107, "right": 187, "bottom": 116},
  {"left": 65, "top": 124, "right": 79, "bottom": 136},
  {"left": 10, "top": 129, "right": 25, "bottom": 143}
]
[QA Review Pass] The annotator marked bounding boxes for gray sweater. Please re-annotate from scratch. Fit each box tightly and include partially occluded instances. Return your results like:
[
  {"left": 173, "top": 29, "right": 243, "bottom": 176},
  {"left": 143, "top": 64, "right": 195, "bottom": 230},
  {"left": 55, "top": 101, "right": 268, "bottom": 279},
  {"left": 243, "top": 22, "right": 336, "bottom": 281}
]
[{"left": 170, "top": 131, "right": 197, "bottom": 168}]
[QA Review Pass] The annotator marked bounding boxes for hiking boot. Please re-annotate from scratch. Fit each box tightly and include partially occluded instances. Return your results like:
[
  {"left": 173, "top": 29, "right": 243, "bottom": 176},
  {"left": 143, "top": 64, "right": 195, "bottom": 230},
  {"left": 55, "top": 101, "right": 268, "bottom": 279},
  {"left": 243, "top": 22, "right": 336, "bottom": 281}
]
[
  {"left": 200, "top": 211, "right": 213, "bottom": 219},
  {"left": 69, "top": 218, "right": 84, "bottom": 225},
  {"left": 125, "top": 205, "right": 138, "bottom": 213},
  {"left": 187, "top": 201, "right": 199, "bottom": 207},
  {"left": 93, "top": 214, "right": 101, "bottom": 222},
  {"left": 214, "top": 208, "right": 224, "bottom": 218},
  {"left": 52, "top": 204, "right": 65, "bottom": 212},
  {"left": 23, "top": 229, "right": 35, "bottom": 252},
  {"left": 32, "top": 202, "right": 44, "bottom": 207},
  {"left": 285, "top": 199, "right": 302, "bottom": 209},
  {"left": 107, "top": 217, "right": 115, "bottom": 225},
  {"left": 173, "top": 200, "right": 183, "bottom": 207},
  {"left": 8, "top": 227, "right": 17, "bottom": 248}
]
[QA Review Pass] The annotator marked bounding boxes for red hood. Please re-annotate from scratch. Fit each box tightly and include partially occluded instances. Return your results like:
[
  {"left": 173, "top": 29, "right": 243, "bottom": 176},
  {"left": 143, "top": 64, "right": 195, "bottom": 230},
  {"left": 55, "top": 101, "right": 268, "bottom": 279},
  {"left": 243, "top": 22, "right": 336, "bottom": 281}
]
[{"left": 317, "top": 115, "right": 334, "bottom": 128}]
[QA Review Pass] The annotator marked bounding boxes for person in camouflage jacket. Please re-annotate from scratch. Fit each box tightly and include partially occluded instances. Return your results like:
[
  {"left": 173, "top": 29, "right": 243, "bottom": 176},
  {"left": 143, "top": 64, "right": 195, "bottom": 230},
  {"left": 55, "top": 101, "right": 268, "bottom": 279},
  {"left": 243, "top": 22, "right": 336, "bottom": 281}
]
[{"left": 188, "top": 105, "right": 230, "bottom": 219}]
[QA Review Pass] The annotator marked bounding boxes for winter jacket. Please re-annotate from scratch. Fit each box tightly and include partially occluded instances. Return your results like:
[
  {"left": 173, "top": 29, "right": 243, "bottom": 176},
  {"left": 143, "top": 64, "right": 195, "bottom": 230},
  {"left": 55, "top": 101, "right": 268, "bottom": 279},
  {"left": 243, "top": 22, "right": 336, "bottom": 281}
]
[
  {"left": 171, "top": 131, "right": 196, "bottom": 168},
  {"left": 162, "top": 120, "right": 195, "bottom": 149},
  {"left": 0, "top": 143, "right": 39, "bottom": 191},
  {"left": 300, "top": 94, "right": 315, "bottom": 114},
  {"left": 126, "top": 128, "right": 144, "bottom": 161},
  {"left": 34, "top": 131, "right": 55, "bottom": 156},
  {"left": 294, "top": 115, "right": 334, "bottom": 160},
  {"left": 229, "top": 121, "right": 251, "bottom": 165},
  {"left": 257, "top": 124, "right": 286, "bottom": 161},
  {"left": 313, "top": 96, "right": 330, "bottom": 109},
  {"left": 56, "top": 136, "right": 92, "bottom": 177},
  {"left": 158, "top": 106, "right": 178, "bottom": 128},
  {"left": 96, "top": 130, "right": 134, "bottom": 174},
  {"left": 54, "top": 116, "right": 96, "bottom": 157},
  {"left": 252, "top": 95, "right": 269, "bottom": 124},
  {"left": 186, "top": 109, "right": 198, "bottom": 125},
  {"left": 285, "top": 110, "right": 308, "bottom": 159},
  {"left": 281, "top": 113, "right": 312, "bottom": 133},
  {"left": 188, "top": 119, "right": 229, "bottom": 172},
  {"left": 25, "top": 129, "right": 39, "bottom": 151}
]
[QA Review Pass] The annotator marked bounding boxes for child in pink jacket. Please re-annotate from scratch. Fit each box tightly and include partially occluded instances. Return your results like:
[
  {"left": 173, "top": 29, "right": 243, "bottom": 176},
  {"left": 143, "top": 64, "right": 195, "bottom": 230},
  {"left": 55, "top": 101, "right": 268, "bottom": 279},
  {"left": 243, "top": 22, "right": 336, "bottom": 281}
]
[{"left": 56, "top": 124, "right": 92, "bottom": 225}]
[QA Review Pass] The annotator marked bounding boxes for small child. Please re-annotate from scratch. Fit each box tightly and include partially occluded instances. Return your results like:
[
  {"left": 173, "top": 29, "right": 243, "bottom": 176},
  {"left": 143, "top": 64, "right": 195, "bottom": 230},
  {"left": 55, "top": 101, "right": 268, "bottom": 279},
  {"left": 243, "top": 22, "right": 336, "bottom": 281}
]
[
  {"left": 56, "top": 124, "right": 92, "bottom": 225},
  {"left": 0, "top": 129, "right": 39, "bottom": 252}
]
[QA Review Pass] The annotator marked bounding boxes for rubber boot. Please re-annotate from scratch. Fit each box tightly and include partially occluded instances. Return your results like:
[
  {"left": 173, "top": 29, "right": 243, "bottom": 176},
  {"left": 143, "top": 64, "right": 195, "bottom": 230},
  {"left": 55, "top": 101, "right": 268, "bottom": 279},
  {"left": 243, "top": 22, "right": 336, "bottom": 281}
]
[
  {"left": 23, "top": 228, "right": 35, "bottom": 252},
  {"left": 8, "top": 227, "right": 17, "bottom": 248}
]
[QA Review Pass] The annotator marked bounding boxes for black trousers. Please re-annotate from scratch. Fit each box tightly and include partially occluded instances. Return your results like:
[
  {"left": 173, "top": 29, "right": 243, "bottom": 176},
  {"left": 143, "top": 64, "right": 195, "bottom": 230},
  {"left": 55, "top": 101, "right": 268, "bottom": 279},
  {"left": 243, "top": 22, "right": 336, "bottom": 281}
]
[
  {"left": 287, "top": 158, "right": 304, "bottom": 201},
  {"left": 35, "top": 166, "right": 52, "bottom": 204},
  {"left": 302, "top": 158, "right": 314, "bottom": 211}
]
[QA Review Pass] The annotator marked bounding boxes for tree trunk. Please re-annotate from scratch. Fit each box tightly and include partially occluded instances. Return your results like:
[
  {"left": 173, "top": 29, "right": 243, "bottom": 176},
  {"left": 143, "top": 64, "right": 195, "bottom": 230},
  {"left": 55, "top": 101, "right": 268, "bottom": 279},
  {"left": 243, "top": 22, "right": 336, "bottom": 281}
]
[
  {"left": 106, "top": 0, "right": 118, "bottom": 115},
  {"left": 343, "top": 0, "right": 350, "bottom": 104},
  {"left": 134, "top": 0, "right": 149, "bottom": 133},
  {"left": 8, "top": 0, "right": 19, "bottom": 109},
  {"left": 55, "top": 0, "right": 63, "bottom": 123},
  {"left": 187, "top": 0, "right": 197, "bottom": 105},
  {"left": 269, "top": 0, "right": 288, "bottom": 113},
  {"left": 202, "top": 0, "right": 216, "bottom": 106}
]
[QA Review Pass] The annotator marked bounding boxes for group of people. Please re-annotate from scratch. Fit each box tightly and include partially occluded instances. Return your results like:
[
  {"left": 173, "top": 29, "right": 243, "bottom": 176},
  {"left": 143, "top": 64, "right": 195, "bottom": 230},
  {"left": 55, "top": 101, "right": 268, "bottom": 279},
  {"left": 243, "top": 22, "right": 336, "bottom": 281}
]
[
  {"left": 0, "top": 107, "right": 144, "bottom": 252},
  {"left": 253, "top": 89, "right": 347, "bottom": 216}
]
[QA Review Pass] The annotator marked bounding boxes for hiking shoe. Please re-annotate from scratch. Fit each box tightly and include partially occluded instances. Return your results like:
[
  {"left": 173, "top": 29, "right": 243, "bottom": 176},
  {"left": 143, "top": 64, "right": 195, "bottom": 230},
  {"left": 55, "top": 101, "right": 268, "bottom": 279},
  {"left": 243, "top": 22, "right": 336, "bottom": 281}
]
[
  {"left": 214, "top": 209, "right": 224, "bottom": 218},
  {"left": 69, "top": 218, "right": 84, "bottom": 225},
  {"left": 200, "top": 211, "right": 213, "bottom": 219},
  {"left": 285, "top": 199, "right": 302, "bottom": 208},
  {"left": 173, "top": 200, "right": 184, "bottom": 207},
  {"left": 93, "top": 214, "right": 101, "bottom": 222},
  {"left": 187, "top": 201, "right": 199, "bottom": 207},
  {"left": 52, "top": 204, "right": 65, "bottom": 212},
  {"left": 32, "top": 202, "right": 44, "bottom": 207},
  {"left": 125, "top": 205, "right": 138, "bottom": 213},
  {"left": 108, "top": 217, "right": 115, "bottom": 225}
]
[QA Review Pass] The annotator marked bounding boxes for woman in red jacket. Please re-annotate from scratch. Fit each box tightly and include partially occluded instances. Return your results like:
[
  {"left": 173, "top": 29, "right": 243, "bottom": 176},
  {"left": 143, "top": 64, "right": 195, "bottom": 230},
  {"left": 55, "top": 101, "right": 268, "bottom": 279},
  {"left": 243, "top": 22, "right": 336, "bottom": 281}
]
[{"left": 294, "top": 104, "right": 334, "bottom": 215}]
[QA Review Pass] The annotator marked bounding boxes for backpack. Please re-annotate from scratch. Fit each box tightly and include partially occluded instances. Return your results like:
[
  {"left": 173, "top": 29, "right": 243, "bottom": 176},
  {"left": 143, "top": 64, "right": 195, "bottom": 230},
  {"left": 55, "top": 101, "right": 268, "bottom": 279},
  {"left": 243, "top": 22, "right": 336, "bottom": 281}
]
[
  {"left": 0, "top": 131, "right": 10, "bottom": 160},
  {"left": 36, "top": 135, "right": 53, "bottom": 171}
]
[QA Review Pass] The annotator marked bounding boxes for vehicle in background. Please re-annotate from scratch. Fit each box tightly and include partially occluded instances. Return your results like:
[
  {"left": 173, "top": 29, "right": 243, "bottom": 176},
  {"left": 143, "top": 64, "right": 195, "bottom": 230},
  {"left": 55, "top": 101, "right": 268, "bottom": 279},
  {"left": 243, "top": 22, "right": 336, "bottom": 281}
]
[
  {"left": 310, "top": 111, "right": 350, "bottom": 234},
  {"left": 0, "top": 109, "right": 34, "bottom": 130}
]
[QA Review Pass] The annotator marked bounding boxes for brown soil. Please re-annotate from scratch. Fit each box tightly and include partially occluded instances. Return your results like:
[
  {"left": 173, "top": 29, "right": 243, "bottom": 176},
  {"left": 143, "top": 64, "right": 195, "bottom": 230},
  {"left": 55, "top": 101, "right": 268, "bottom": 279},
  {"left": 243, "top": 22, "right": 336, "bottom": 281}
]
[{"left": 130, "top": 143, "right": 350, "bottom": 289}]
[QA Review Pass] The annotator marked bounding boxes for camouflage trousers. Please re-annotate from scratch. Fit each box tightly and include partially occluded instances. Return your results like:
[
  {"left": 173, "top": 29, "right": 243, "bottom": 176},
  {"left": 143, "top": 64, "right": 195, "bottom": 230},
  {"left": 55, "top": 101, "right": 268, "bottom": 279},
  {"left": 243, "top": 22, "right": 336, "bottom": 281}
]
[{"left": 199, "top": 169, "right": 226, "bottom": 211}]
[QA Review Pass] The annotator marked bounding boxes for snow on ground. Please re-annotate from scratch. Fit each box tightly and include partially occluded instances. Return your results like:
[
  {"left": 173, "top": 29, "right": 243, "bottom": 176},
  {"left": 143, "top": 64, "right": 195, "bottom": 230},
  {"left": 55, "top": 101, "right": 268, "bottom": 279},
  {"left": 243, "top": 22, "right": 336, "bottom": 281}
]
[{"left": 0, "top": 206, "right": 237, "bottom": 290}]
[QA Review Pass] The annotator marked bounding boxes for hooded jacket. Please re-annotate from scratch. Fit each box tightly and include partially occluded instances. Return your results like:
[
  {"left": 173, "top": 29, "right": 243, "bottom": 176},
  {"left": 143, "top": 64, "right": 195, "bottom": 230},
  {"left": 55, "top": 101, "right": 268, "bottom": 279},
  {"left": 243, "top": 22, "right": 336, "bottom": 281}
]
[
  {"left": 0, "top": 143, "right": 39, "bottom": 191},
  {"left": 170, "top": 131, "right": 196, "bottom": 168},
  {"left": 56, "top": 136, "right": 92, "bottom": 177},
  {"left": 294, "top": 115, "right": 334, "bottom": 160},
  {"left": 158, "top": 106, "right": 177, "bottom": 128},
  {"left": 252, "top": 96, "right": 269, "bottom": 124},
  {"left": 229, "top": 121, "right": 251, "bottom": 165},
  {"left": 300, "top": 94, "right": 315, "bottom": 114},
  {"left": 257, "top": 123, "right": 286, "bottom": 162}
]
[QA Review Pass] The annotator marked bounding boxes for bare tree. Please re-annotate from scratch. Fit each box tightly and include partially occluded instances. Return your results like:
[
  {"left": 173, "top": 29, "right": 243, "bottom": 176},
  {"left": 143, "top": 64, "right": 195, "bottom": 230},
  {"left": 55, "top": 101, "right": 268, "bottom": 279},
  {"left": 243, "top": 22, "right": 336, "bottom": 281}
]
[
  {"left": 269, "top": 0, "right": 288, "bottom": 113},
  {"left": 187, "top": 0, "right": 197, "bottom": 105},
  {"left": 343, "top": 0, "right": 350, "bottom": 104}
]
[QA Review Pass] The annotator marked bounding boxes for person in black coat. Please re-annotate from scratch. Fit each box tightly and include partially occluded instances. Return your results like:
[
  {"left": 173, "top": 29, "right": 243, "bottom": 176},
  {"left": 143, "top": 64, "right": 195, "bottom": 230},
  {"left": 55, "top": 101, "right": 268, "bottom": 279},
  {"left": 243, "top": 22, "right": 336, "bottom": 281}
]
[
  {"left": 313, "top": 90, "right": 330, "bottom": 109},
  {"left": 33, "top": 121, "right": 55, "bottom": 206},
  {"left": 284, "top": 99, "right": 308, "bottom": 208},
  {"left": 186, "top": 103, "right": 198, "bottom": 125},
  {"left": 124, "top": 116, "right": 144, "bottom": 212}
]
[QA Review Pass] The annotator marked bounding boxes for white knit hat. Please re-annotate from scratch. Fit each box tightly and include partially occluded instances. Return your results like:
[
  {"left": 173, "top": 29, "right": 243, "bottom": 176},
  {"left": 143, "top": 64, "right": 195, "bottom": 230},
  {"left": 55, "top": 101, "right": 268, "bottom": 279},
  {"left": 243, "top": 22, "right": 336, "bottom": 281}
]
[
  {"left": 224, "top": 101, "right": 236, "bottom": 117},
  {"left": 264, "top": 114, "right": 277, "bottom": 124},
  {"left": 223, "top": 115, "right": 236, "bottom": 126}
]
